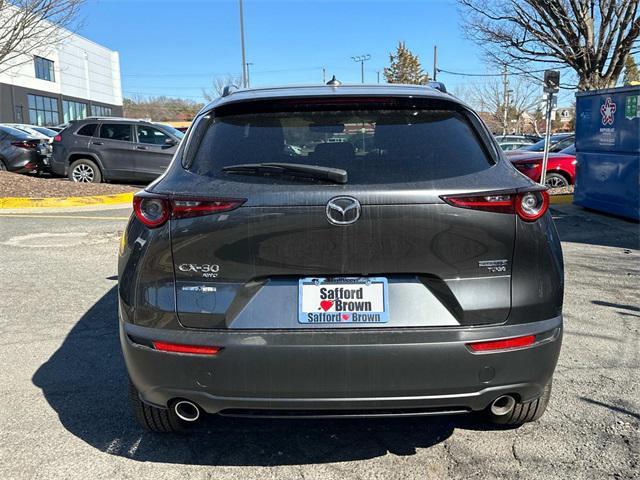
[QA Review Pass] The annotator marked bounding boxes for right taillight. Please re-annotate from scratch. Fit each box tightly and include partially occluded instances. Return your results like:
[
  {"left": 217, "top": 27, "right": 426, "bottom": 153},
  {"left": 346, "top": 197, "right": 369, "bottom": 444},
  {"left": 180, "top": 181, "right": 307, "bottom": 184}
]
[
  {"left": 53, "top": 135, "right": 62, "bottom": 142},
  {"left": 515, "top": 190, "right": 549, "bottom": 221},
  {"left": 441, "top": 190, "right": 549, "bottom": 222},
  {"left": 133, "top": 193, "right": 245, "bottom": 228}
]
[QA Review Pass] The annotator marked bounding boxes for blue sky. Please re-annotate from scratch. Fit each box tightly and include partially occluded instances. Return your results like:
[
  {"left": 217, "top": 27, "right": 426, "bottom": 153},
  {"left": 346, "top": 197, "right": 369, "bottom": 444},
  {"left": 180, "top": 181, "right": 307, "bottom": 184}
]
[{"left": 78, "top": 0, "right": 571, "bottom": 104}]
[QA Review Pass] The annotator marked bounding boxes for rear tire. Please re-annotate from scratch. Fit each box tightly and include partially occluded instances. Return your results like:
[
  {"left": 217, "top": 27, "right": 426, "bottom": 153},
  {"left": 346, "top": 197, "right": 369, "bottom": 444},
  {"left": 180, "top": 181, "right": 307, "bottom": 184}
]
[
  {"left": 545, "top": 173, "right": 569, "bottom": 188},
  {"left": 69, "top": 158, "right": 102, "bottom": 183},
  {"left": 0, "top": 159, "right": 6, "bottom": 171},
  {"left": 128, "top": 380, "right": 187, "bottom": 433},
  {"left": 488, "top": 381, "right": 552, "bottom": 425}
]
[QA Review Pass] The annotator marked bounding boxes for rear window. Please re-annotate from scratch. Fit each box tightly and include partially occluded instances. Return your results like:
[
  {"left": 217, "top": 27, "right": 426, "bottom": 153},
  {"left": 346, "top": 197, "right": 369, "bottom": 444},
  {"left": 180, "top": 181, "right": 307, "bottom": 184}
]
[{"left": 185, "top": 107, "right": 493, "bottom": 184}]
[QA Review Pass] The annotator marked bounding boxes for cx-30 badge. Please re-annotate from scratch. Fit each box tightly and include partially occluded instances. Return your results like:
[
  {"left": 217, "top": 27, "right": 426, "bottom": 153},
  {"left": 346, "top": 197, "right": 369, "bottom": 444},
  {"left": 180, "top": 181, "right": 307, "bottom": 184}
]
[{"left": 326, "top": 196, "right": 361, "bottom": 225}]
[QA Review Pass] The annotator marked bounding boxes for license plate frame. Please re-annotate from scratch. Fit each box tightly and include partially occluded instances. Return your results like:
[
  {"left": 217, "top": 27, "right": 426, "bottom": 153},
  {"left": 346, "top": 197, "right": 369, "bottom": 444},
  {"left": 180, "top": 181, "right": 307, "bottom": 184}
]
[{"left": 298, "top": 277, "right": 389, "bottom": 324}]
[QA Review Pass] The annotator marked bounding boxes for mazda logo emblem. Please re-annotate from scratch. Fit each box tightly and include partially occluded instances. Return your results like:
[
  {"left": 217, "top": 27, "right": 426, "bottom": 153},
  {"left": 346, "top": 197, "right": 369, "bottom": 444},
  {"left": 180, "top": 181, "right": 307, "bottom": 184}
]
[{"left": 326, "top": 196, "right": 361, "bottom": 225}]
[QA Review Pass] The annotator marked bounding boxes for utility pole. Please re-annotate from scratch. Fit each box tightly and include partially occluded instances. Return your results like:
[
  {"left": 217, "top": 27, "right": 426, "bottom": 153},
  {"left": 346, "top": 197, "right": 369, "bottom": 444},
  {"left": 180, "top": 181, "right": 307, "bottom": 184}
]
[
  {"left": 376, "top": 70, "right": 380, "bottom": 83},
  {"left": 502, "top": 65, "right": 509, "bottom": 135},
  {"left": 351, "top": 54, "right": 371, "bottom": 83},
  {"left": 433, "top": 45, "right": 437, "bottom": 81},
  {"left": 239, "top": 0, "right": 247, "bottom": 88},
  {"left": 245, "top": 62, "right": 253, "bottom": 88},
  {"left": 322, "top": 66, "right": 326, "bottom": 84}
]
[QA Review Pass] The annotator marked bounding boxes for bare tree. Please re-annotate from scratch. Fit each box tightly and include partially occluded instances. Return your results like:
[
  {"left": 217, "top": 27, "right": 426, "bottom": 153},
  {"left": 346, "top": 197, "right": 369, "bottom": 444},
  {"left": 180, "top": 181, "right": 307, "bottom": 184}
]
[
  {"left": 203, "top": 75, "right": 242, "bottom": 102},
  {"left": 123, "top": 96, "right": 203, "bottom": 122},
  {"left": 469, "top": 78, "right": 541, "bottom": 133},
  {"left": 458, "top": 0, "right": 640, "bottom": 90},
  {"left": 0, "top": 0, "right": 85, "bottom": 74}
]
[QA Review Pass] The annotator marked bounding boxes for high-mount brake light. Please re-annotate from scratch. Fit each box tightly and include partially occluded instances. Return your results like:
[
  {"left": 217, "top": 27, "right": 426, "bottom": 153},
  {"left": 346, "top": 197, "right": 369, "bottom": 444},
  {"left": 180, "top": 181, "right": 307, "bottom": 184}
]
[
  {"left": 467, "top": 335, "right": 536, "bottom": 352},
  {"left": 152, "top": 341, "right": 222, "bottom": 355},
  {"left": 133, "top": 194, "right": 245, "bottom": 228},
  {"left": 441, "top": 190, "right": 549, "bottom": 222}
]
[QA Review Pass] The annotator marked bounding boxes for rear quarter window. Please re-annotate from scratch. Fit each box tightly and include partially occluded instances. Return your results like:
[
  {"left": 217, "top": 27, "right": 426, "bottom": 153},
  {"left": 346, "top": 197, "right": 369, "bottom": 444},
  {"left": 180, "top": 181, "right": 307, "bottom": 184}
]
[
  {"left": 185, "top": 105, "right": 494, "bottom": 184},
  {"left": 76, "top": 123, "right": 97, "bottom": 137}
]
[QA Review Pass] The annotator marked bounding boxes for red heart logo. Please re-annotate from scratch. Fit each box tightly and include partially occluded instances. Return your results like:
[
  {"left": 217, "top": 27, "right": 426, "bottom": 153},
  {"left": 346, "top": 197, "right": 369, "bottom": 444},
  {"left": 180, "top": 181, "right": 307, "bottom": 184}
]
[
  {"left": 341, "top": 314, "right": 350, "bottom": 321},
  {"left": 320, "top": 300, "right": 333, "bottom": 311}
]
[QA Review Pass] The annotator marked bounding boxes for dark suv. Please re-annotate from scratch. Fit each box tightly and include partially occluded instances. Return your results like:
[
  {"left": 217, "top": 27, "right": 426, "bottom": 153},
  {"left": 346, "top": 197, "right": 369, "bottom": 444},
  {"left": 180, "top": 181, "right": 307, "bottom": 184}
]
[
  {"left": 119, "top": 84, "right": 564, "bottom": 432},
  {"left": 51, "top": 118, "right": 184, "bottom": 183}
]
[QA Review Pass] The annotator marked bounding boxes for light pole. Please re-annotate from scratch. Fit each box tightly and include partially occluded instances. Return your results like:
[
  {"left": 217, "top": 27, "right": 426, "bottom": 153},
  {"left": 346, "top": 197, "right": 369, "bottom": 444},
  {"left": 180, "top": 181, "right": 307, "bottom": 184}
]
[
  {"left": 351, "top": 54, "right": 371, "bottom": 83},
  {"left": 239, "top": 0, "right": 247, "bottom": 88}
]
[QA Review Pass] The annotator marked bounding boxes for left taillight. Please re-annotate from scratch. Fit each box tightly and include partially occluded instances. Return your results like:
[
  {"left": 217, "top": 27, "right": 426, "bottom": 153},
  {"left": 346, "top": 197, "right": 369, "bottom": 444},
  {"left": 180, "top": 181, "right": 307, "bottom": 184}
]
[
  {"left": 133, "top": 195, "right": 170, "bottom": 228},
  {"left": 441, "top": 190, "right": 549, "bottom": 222},
  {"left": 133, "top": 193, "right": 245, "bottom": 228}
]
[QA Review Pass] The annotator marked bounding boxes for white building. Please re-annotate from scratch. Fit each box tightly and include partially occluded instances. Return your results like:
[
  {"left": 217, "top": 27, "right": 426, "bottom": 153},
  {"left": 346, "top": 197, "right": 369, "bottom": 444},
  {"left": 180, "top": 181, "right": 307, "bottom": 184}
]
[{"left": 0, "top": 22, "right": 122, "bottom": 126}]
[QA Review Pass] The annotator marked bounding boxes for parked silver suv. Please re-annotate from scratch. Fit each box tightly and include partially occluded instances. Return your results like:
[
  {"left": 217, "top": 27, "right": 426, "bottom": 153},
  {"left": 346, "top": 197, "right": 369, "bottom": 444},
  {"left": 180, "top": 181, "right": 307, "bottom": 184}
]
[{"left": 51, "top": 117, "right": 184, "bottom": 183}]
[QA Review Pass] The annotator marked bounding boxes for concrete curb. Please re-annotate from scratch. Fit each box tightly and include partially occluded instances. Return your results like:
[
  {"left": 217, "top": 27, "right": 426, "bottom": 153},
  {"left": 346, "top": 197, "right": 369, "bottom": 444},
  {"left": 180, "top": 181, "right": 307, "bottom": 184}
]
[
  {"left": 0, "top": 192, "right": 133, "bottom": 209},
  {"left": 550, "top": 194, "right": 574, "bottom": 205}
]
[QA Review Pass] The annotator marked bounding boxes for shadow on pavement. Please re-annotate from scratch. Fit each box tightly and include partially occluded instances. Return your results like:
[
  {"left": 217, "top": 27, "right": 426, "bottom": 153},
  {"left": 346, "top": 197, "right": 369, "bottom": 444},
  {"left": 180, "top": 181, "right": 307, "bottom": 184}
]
[
  {"left": 580, "top": 397, "right": 640, "bottom": 421},
  {"left": 591, "top": 300, "right": 640, "bottom": 313},
  {"left": 551, "top": 204, "right": 639, "bottom": 250},
  {"left": 32, "top": 286, "right": 502, "bottom": 466}
]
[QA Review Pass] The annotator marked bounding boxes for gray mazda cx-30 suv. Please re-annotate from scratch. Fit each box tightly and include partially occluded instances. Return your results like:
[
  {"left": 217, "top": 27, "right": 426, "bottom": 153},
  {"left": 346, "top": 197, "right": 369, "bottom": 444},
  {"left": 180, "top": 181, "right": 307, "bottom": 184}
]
[{"left": 119, "top": 84, "right": 563, "bottom": 432}]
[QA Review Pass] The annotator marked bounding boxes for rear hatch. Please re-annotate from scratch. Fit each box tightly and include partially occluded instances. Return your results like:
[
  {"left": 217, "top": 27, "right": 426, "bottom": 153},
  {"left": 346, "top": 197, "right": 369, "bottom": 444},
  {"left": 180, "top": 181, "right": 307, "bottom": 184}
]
[{"left": 165, "top": 96, "right": 517, "bottom": 329}]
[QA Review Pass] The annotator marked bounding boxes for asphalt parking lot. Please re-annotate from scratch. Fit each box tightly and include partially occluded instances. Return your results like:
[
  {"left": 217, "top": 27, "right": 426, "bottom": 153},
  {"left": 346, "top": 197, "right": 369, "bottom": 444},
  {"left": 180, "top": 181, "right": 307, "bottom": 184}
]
[{"left": 0, "top": 204, "right": 638, "bottom": 480}]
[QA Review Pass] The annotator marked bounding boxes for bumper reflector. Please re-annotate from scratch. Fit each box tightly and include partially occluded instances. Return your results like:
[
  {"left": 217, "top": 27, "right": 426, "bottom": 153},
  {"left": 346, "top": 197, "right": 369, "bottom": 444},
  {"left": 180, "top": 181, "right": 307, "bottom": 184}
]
[
  {"left": 152, "top": 341, "right": 221, "bottom": 355},
  {"left": 467, "top": 335, "right": 535, "bottom": 352}
]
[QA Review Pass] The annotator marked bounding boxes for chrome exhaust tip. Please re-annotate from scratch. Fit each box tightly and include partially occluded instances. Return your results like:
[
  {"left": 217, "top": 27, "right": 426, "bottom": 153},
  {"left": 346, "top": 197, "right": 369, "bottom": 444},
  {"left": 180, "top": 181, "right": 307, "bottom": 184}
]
[
  {"left": 490, "top": 395, "right": 516, "bottom": 417},
  {"left": 174, "top": 400, "right": 201, "bottom": 422}
]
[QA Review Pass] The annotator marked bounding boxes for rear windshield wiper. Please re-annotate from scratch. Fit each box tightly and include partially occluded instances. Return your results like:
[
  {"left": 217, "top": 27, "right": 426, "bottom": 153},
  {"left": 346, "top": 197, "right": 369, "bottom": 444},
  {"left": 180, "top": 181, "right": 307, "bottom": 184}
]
[{"left": 222, "top": 162, "right": 348, "bottom": 184}]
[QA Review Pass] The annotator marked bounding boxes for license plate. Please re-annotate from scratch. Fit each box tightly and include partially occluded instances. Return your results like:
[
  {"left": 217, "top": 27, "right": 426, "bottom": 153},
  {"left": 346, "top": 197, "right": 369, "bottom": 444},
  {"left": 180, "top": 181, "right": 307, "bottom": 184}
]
[{"left": 298, "top": 277, "right": 389, "bottom": 324}]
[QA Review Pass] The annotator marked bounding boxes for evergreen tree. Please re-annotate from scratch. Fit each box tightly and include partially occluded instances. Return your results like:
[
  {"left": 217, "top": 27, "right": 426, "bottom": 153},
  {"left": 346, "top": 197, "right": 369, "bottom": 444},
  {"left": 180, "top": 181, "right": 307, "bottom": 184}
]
[
  {"left": 622, "top": 55, "right": 639, "bottom": 86},
  {"left": 383, "top": 42, "right": 429, "bottom": 85}
]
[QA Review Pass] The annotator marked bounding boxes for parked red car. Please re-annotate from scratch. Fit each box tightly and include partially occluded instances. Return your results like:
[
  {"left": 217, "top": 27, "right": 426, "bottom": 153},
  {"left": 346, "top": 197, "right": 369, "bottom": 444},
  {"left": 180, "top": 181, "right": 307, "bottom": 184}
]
[{"left": 508, "top": 145, "right": 577, "bottom": 188}]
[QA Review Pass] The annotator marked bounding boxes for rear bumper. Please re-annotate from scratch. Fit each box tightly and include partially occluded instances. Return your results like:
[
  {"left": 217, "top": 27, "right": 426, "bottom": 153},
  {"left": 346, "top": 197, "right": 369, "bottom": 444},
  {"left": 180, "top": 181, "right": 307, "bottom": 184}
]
[
  {"left": 121, "top": 315, "right": 562, "bottom": 416},
  {"left": 7, "top": 151, "right": 40, "bottom": 173},
  {"left": 50, "top": 145, "right": 71, "bottom": 176}
]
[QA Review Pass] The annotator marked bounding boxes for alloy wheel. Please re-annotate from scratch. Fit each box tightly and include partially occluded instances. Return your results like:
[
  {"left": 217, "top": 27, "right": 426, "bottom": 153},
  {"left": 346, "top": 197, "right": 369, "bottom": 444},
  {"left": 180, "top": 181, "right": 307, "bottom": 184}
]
[
  {"left": 72, "top": 164, "right": 95, "bottom": 183},
  {"left": 545, "top": 175, "right": 568, "bottom": 188}
]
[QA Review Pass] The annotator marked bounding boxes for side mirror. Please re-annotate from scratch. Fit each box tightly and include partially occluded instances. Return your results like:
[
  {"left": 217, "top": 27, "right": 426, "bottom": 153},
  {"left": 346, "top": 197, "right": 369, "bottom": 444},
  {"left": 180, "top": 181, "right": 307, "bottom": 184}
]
[{"left": 165, "top": 138, "right": 177, "bottom": 146}]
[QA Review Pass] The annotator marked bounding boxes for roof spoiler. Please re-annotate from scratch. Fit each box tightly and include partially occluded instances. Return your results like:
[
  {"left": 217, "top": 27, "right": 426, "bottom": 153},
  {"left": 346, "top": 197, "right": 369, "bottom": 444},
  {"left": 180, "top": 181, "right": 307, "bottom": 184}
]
[{"left": 427, "top": 81, "right": 447, "bottom": 93}]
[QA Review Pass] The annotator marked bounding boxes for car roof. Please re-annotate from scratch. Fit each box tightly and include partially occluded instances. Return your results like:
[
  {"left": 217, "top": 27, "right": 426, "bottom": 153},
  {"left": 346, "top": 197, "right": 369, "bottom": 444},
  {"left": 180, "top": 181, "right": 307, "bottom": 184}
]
[
  {"left": 0, "top": 125, "right": 39, "bottom": 138},
  {"left": 203, "top": 84, "right": 458, "bottom": 111}
]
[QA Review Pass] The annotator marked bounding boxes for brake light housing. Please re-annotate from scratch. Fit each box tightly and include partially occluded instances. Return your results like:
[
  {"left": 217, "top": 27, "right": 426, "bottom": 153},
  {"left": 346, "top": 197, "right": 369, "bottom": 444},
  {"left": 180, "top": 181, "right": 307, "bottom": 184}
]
[
  {"left": 152, "top": 341, "right": 222, "bottom": 355},
  {"left": 441, "top": 190, "right": 549, "bottom": 222},
  {"left": 133, "top": 193, "right": 245, "bottom": 228},
  {"left": 467, "top": 335, "right": 536, "bottom": 352},
  {"left": 11, "top": 140, "right": 39, "bottom": 150}
]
